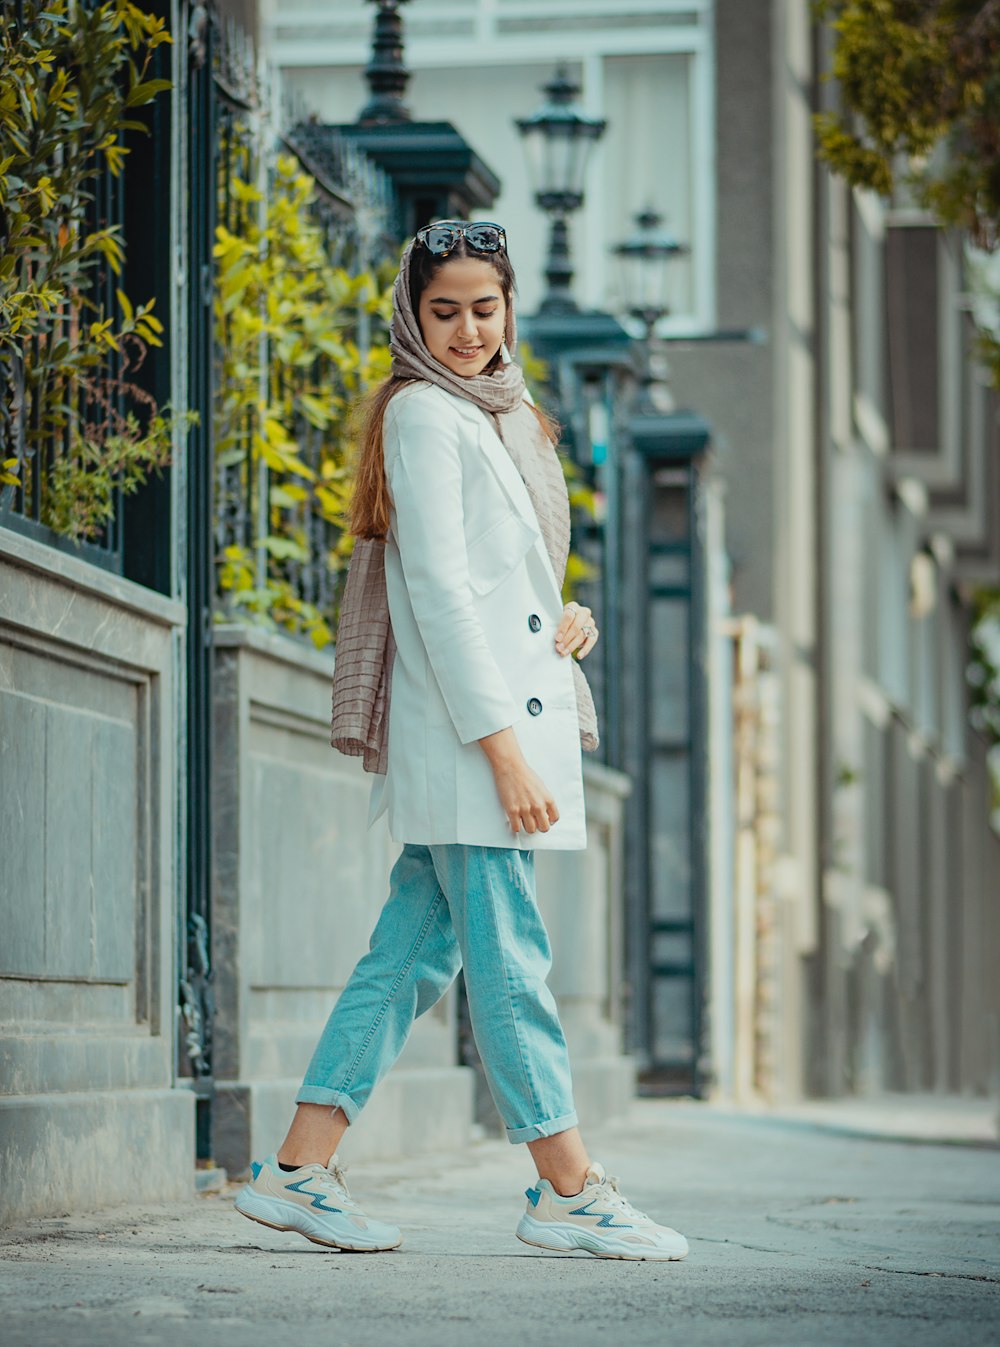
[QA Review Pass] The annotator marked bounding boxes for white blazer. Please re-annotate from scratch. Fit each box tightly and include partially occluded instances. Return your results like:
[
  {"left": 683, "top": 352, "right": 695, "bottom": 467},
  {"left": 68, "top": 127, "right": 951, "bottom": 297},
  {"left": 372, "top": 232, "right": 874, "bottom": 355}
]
[{"left": 367, "top": 381, "right": 587, "bottom": 850}]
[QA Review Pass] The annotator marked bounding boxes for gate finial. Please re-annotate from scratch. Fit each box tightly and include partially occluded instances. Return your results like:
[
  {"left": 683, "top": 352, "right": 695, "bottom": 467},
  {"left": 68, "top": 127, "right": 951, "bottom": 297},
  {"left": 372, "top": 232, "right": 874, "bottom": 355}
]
[{"left": 358, "top": 0, "right": 412, "bottom": 126}]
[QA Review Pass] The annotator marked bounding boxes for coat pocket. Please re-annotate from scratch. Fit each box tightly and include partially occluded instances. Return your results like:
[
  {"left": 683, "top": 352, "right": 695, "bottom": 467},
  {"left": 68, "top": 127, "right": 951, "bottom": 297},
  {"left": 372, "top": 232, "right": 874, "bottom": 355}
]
[{"left": 466, "top": 511, "right": 538, "bottom": 595}]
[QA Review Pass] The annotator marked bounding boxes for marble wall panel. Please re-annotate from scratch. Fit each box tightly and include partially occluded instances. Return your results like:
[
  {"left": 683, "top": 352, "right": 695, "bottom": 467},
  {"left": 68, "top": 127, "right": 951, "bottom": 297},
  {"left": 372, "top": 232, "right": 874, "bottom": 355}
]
[
  {"left": 42, "top": 703, "right": 100, "bottom": 980},
  {"left": 91, "top": 715, "right": 139, "bottom": 982},
  {"left": 0, "top": 531, "right": 181, "bottom": 1098},
  {"left": 0, "top": 690, "right": 46, "bottom": 973}
]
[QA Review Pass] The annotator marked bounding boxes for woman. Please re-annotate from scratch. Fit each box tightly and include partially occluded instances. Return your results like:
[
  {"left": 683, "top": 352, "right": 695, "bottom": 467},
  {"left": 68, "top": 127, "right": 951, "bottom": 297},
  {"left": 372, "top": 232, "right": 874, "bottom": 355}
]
[{"left": 235, "top": 221, "right": 688, "bottom": 1262}]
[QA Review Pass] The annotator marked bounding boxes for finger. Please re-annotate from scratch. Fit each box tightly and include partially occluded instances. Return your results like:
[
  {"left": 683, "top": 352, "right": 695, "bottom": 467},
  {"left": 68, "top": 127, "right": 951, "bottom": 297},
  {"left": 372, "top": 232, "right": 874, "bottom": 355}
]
[
  {"left": 561, "top": 624, "right": 594, "bottom": 657},
  {"left": 521, "top": 811, "right": 537, "bottom": 834},
  {"left": 546, "top": 798, "right": 560, "bottom": 825},
  {"left": 508, "top": 812, "right": 521, "bottom": 834},
  {"left": 534, "top": 805, "right": 550, "bottom": 833},
  {"left": 556, "top": 620, "right": 588, "bottom": 654},
  {"left": 555, "top": 603, "right": 587, "bottom": 645},
  {"left": 576, "top": 627, "right": 599, "bottom": 659}
]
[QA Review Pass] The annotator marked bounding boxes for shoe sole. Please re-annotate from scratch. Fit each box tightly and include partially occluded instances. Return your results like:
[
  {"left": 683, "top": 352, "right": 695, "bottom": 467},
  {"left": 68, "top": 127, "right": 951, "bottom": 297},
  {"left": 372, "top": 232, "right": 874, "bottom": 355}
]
[
  {"left": 235, "top": 1192, "right": 401, "bottom": 1253},
  {"left": 515, "top": 1216, "right": 688, "bottom": 1262}
]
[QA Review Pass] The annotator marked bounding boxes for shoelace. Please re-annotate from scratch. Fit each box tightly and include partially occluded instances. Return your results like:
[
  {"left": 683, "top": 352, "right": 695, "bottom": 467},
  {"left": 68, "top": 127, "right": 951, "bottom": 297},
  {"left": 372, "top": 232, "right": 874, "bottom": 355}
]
[
  {"left": 595, "top": 1174, "right": 650, "bottom": 1223},
  {"left": 312, "top": 1160, "right": 360, "bottom": 1211}
]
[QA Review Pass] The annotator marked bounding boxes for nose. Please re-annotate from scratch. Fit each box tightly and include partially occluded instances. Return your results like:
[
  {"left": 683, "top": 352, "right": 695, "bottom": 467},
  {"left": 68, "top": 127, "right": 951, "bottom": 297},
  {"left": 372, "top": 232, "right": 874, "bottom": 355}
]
[{"left": 456, "top": 310, "right": 478, "bottom": 341}]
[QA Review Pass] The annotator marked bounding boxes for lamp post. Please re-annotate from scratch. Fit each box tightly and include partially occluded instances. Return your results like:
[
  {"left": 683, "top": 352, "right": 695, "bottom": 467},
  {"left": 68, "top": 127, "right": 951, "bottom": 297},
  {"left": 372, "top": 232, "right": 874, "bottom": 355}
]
[
  {"left": 358, "top": 0, "right": 412, "bottom": 125},
  {"left": 612, "top": 206, "right": 689, "bottom": 412},
  {"left": 612, "top": 207, "right": 711, "bottom": 1088},
  {"left": 515, "top": 67, "right": 607, "bottom": 314},
  {"left": 317, "top": 0, "right": 502, "bottom": 238}
]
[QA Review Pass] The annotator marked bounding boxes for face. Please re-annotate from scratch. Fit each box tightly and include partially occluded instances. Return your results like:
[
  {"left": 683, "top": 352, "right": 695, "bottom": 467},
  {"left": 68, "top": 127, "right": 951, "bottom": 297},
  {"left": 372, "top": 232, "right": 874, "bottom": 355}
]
[{"left": 417, "top": 256, "right": 508, "bottom": 378}]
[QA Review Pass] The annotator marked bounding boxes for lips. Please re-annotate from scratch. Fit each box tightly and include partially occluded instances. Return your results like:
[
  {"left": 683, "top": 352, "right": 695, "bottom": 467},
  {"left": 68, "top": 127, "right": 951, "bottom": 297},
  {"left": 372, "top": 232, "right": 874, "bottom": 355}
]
[{"left": 450, "top": 346, "right": 483, "bottom": 360}]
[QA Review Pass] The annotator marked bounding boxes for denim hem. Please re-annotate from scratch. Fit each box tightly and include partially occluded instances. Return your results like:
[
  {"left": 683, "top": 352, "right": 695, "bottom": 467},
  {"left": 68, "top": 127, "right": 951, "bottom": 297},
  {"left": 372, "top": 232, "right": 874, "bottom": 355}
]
[
  {"left": 505, "top": 1109, "right": 579, "bottom": 1144},
  {"left": 294, "top": 1085, "right": 360, "bottom": 1125}
]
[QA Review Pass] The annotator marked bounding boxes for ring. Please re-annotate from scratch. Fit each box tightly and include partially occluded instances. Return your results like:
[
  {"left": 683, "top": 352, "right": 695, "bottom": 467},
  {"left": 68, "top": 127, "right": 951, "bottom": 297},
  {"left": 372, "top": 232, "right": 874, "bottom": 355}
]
[{"left": 581, "top": 624, "right": 596, "bottom": 639}]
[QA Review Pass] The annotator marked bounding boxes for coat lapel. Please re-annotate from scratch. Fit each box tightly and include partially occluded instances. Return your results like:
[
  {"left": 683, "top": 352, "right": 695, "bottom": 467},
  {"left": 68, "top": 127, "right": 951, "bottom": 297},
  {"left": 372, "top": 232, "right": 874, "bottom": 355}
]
[
  {"left": 475, "top": 409, "right": 564, "bottom": 605},
  {"left": 431, "top": 386, "right": 564, "bottom": 605}
]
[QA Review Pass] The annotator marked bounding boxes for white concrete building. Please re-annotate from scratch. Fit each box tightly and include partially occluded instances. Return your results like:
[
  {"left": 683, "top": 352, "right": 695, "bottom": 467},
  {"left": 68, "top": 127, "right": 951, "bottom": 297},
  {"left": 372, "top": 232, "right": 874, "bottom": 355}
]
[
  {"left": 265, "top": 0, "right": 714, "bottom": 327},
  {"left": 266, "top": 0, "right": 1000, "bottom": 1111}
]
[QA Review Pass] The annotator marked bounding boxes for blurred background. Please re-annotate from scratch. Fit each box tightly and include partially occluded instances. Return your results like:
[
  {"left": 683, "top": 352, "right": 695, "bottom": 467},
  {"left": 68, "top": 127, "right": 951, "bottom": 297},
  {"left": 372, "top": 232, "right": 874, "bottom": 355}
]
[{"left": 2, "top": 0, "right": 998, "bottom": 1222}]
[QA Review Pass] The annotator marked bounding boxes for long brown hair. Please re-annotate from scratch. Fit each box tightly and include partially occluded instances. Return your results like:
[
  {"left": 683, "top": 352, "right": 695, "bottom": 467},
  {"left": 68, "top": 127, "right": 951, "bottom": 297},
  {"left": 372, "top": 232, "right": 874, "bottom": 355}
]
[{"left": 349, "top": 239, "right": 560, "bottom": 540}]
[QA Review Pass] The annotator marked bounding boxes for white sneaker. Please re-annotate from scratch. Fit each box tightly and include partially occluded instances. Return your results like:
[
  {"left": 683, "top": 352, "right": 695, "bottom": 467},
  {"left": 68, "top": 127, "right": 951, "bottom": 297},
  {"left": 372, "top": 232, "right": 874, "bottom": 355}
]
[
  {"left": 234, "top": 1153, "right": 402, "bottom": 1251},
  {"left": 516, "top": 1161, "right": 689, "bottom": 1261}
]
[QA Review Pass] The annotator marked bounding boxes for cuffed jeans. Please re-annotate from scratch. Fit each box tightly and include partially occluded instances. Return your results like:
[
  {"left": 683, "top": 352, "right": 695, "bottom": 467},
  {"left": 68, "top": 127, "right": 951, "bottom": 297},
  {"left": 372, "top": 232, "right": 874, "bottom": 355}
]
[{"left": 297, "top": 843, "right": 579, "bottom": 1143}]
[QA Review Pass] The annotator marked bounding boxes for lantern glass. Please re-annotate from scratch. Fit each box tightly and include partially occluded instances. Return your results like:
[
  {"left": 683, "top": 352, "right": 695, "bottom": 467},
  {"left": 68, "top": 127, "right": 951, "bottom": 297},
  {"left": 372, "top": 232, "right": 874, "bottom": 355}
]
[
  {"left": 517, "top": 124, "right": 546, "bottom": 199},
  {"left": 614, "top": 209, "right": 688, "bottom": 322},
  {"left": 516, "top": 68, "right": 606, "bottom": 203}
]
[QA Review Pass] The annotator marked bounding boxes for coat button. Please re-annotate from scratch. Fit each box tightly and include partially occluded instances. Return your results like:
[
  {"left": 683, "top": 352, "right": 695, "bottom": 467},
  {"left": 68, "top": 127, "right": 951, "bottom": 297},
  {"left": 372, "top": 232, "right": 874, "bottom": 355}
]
[
  {"left": 528, "top": 613, "right": 542, "bottom": 633},
  {"left": 527, "top": 697, "right": 543, "bottom": 717}
]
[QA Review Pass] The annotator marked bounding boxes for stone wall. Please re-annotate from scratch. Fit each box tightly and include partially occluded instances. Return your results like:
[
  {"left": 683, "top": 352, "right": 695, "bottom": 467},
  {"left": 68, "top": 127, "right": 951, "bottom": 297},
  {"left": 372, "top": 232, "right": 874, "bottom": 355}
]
[
  {"left": 210, "top": 626, "right": 474, "bottom": 1175},
  {"left": 0, "top": 530, "right": 192, "bottom": 1223},
  {"left": 537, "top": 761, "right": 635, "bottom": 1127}
]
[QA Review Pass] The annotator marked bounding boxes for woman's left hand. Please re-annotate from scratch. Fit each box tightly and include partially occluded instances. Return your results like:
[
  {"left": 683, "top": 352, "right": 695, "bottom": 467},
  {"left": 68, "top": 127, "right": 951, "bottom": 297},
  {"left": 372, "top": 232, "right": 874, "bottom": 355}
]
[{"left": 555, "top": 602, "right": 599, "bottom": 660}]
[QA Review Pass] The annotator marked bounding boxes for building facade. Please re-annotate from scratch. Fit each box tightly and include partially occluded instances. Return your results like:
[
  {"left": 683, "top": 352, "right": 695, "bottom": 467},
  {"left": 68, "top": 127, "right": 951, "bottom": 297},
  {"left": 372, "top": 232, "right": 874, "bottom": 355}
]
[
  {"left": 268, "top": 0, "right": 1000, "bottom": 1107},
  {"left": 701, "top": 3, "right": 1000, "bottom": 1104}
]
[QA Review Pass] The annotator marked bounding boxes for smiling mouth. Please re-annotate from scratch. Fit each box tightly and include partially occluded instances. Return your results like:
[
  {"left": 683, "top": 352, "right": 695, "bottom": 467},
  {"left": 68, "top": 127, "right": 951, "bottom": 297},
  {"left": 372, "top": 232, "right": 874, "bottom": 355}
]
[{"left": 450, "top": 346, "right": 483, "bottom": 358}]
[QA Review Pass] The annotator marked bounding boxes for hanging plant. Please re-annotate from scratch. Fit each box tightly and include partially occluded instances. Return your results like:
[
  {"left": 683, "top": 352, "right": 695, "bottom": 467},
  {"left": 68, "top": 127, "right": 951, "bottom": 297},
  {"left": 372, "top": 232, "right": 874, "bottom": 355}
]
[
  {"left": 213, "top": 150, "right": 393, "bottom": 649},
  {"left": 0, "top": 0, "right": 184, "bottom": 536}
]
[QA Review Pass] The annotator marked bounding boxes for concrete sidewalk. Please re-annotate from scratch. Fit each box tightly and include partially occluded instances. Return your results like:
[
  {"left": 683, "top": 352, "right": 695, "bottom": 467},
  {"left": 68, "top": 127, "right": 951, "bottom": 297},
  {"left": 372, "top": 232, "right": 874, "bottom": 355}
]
[{"left": 1, "top": 1100, "right": 998, "bottom": 1347}]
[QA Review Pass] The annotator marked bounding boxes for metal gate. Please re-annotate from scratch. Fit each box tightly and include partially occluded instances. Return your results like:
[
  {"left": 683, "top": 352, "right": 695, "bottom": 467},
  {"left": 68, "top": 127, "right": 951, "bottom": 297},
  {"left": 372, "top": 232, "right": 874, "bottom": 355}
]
[
  {"left": 176, "top": 1, "right": 218, "bottom": 1159},
  {"left": 623, "top": 414, "right": 710, "bottom": 1094}
]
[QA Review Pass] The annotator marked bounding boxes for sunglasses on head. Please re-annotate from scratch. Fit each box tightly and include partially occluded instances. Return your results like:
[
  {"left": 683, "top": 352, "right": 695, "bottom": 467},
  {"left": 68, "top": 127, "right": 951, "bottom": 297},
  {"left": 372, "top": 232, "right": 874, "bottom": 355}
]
[{"left": 414, "top": 220, "right": 507, "bottom": 257}]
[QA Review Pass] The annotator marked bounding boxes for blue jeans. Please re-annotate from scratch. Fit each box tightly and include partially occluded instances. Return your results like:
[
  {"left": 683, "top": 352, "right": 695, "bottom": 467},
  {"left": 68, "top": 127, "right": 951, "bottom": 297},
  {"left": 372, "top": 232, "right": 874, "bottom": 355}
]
[{"left": 297, "top": 843, "right": 579, "bottom": 1143}]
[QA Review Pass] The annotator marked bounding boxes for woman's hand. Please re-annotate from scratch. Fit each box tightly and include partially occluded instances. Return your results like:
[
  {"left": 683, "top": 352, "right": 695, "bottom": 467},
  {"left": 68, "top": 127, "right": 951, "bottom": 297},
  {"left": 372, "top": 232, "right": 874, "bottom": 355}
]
[
  {"left": 555, "top": 602, "right": 599, "bottom": 659},
  {"left": 478, "top": 727, "right": 560, "bottom": 835}
]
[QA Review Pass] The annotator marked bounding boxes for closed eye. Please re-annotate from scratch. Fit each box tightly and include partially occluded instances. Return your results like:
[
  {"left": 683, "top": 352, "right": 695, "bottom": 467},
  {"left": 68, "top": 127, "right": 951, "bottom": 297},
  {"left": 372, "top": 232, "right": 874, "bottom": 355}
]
[{"left": 432, "top": 309, "right": 497, "bottom": 321}]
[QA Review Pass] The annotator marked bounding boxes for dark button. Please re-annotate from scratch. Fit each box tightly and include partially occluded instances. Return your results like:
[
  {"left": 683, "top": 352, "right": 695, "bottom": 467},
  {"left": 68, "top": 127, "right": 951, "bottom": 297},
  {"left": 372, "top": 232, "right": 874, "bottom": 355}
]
[
  {"left": 527, "top": 697, "right": 543, "bottom": 717},
  {"left": 528, "top": 613, "right": 542, "bottom": 633}
]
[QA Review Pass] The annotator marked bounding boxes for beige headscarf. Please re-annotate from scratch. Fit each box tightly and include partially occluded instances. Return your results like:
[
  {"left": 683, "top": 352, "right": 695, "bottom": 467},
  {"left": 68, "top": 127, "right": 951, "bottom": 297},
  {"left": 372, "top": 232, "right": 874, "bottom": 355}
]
[{"left": 331, "top": 239, "right": 599, "bottom": 772}]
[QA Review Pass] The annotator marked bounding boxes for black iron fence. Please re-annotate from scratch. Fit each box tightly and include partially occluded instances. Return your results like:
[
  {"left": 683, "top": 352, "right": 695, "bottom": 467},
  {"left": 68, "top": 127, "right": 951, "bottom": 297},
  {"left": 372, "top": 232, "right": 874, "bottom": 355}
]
[
  {"left": 2, "top": 0, "right": 400, "bottom": 1158},
  {"left": 0, "top": 0, "right": 130, "bottom": 573},
  {"left": 210, "top": 28, "right": 399, "bottom": 648},
  {"left": 176, "top": 7, "right": 400, "bottom": 1154}
]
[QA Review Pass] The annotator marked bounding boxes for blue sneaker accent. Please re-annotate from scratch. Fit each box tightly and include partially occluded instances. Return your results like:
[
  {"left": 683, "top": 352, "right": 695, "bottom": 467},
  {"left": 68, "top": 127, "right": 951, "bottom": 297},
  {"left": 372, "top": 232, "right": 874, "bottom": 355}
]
[
  {"left": 569, "top": 1197, "right": 632, "bottom": 1229},
  {"left": 285, "top": 1178, "right": 344, "bottom": 1213},
  {"left": 251, "top": 1161, "right": 262, "bottom": 1181},
  {"left": 525, "top": 1186, "right": 541, "bottom": 1207},
  {"left": 596, "top": 1211, "right": 633, "bottom": 1229}
]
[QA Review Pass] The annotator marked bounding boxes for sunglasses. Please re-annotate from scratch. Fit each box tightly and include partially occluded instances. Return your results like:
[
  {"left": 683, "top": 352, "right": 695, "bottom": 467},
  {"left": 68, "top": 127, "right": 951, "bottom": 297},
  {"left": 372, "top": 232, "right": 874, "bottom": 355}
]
[{"left": 414, "top": 220, "right": 507, "bottom": 257}]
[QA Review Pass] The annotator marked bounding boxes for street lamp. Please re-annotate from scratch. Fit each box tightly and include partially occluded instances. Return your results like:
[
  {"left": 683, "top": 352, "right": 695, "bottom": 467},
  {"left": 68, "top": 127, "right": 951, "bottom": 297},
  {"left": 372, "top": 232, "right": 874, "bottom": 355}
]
[
  {"left": 358, "top": 0, "right": 412, "bottom": 125},
  {"left": 612, "top": 206, "right": 689, "bottom": 411},
  {"left": 515, "top": 67, "right": 607, "bottom": 314}
]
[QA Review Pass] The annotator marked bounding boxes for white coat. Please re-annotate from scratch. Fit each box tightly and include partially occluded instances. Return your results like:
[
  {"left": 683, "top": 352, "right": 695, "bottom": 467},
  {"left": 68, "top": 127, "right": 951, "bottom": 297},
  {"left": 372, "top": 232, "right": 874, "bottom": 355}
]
[{"left": 366, "top": 380, "right": 587, "bottom": 850}]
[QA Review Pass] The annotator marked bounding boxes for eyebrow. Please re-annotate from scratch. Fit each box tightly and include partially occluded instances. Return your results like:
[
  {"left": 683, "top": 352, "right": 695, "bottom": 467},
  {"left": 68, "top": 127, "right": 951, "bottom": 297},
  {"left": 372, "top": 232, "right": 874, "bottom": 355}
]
[{"left": 428, "top": 294, "right": 500, "bottom": 305}]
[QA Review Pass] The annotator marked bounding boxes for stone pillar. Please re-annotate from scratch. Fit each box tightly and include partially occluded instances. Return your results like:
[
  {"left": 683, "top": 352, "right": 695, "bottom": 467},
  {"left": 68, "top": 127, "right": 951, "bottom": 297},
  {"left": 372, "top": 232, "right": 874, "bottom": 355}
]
[
  {"left": 536, "top": 760, "right": 635, "bottom": 1126},
  {"left": 0, "top": 531, "right": 193, "bottom": 1223},
  {"left": 211, "top": 626, "right": 474, "bottom": 1176}
]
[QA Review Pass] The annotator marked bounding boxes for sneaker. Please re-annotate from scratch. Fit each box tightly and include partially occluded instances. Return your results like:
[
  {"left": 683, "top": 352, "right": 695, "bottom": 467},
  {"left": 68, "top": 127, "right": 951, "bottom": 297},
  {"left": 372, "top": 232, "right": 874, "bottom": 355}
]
[
  {"left": 516, "top": 1161, "right": 688, "bottom": 1261},
  {"left": 234, "top": 1153, "right": 402, "bottom": 1252}
]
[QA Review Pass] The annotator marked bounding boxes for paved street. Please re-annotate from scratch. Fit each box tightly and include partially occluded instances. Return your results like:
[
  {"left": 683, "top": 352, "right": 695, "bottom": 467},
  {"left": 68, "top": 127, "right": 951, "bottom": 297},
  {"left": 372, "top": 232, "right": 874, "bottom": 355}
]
[{"left": 1, "top": 1100, "right": 997, "bottom": 1347}]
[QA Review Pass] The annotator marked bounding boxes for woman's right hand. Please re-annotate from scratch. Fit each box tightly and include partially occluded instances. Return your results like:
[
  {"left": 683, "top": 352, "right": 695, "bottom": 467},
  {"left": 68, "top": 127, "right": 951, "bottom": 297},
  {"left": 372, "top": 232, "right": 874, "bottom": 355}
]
[{"left": 478, "top": 727, "right": 559, "bottom": 835}]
